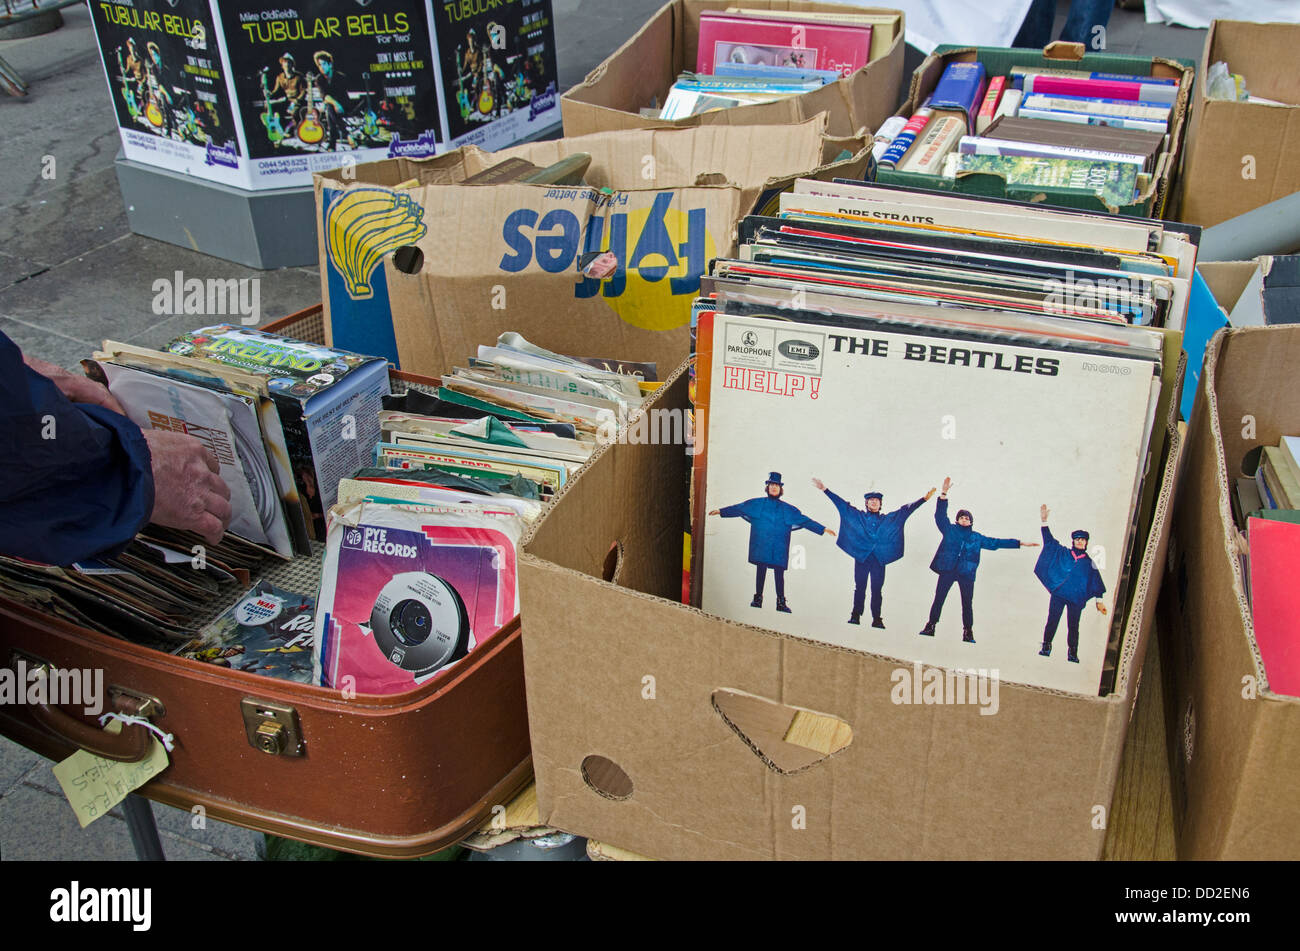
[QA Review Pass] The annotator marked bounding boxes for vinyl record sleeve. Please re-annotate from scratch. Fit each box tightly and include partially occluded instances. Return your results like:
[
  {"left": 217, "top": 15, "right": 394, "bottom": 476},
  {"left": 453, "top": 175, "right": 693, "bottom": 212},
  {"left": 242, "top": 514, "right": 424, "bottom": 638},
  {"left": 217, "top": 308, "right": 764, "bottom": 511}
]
[
  {"left": 313, "top": 501, "right": 522, "bottom": 694},
  {"left": 692, "top": 307, "right": 1160, "bottom": 696},
  {"left": 99, "top": 361, "right": 290, "bottom": 554}
]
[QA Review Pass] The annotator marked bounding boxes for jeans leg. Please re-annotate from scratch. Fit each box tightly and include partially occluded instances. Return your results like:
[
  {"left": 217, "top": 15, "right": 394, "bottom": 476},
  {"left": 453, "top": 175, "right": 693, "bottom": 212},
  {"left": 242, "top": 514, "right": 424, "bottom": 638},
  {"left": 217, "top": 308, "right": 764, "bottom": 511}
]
[
  {"left": 959, "top": 576, "right": 975, "bottom": 629},
  {"left": 852, "top": 560, "right": 868, "bottom": 616},
  {"left": 1044, "top": 593, "right": 1065, "bottom": 645},
  {"left": 869, "top": 558, "right": 885, "bottom": 618},
  {"left": 755, "top": 564, "right": 766, "bottom": 597},
  {"left": 929, "top": 572, "right": 955, "bottom": 624},
  {"left": 1067, "top": 602, "right": 1084, "bottom": 654},
  {"left": 1012, "top": 0, "right": 1056, "bottom": 49},
  {"left": 1061, "top": 0, "right": 1114, "bottom": 48},
  {"left": 774, "top": 567, "right": 786, "bottom": 601}
]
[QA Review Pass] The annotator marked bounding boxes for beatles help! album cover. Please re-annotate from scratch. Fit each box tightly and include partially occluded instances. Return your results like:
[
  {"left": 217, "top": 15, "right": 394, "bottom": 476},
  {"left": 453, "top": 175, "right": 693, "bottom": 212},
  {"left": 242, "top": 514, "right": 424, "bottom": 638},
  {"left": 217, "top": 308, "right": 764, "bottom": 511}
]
[{"left": 693, "top": 308, "right": 1161, "bottom": 696}]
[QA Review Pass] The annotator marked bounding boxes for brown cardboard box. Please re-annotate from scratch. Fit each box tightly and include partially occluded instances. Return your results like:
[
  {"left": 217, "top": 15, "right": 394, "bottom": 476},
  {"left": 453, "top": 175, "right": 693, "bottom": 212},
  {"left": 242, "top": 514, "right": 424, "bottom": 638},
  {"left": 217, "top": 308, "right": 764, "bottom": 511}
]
[
  {"left": 314, "top": 117, "right": 868, "bottom": 376},
  {"left": 1177, "top": 21, "right": 1300, "bottom": 228},
  {"left": 516, "top": 363, "right": 1184, "bottom": 860},
  {"left": 881, "top": 43, "right": 1195, "bottom": 219},
  {"left": 561, "top": 1, "right": 905, "bottom": 139},
  {"left": 1159, "top": 318, "right": 1300, "bottom": 859}
]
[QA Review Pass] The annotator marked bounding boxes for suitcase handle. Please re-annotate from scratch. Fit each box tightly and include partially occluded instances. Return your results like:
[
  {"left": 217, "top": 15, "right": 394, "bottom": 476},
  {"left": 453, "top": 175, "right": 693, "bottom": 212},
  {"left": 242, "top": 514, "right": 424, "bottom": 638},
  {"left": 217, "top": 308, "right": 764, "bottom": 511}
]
[{"left": 21, "top": 659, "right": 159, "bottom": 763}]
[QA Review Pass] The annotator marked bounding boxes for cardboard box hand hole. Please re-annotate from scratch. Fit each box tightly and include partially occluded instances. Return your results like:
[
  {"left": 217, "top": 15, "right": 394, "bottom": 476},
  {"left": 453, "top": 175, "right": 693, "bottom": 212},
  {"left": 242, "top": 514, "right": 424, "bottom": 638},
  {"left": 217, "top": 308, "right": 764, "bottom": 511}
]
[
  {"left": 711, "top": 688, "right": 853, "bottom": 774},
  {"left": 392, "top": 246, "right": 424, "bottom": 275},
  {"left": 602, "top": 542, "right": 624, "bottom": 584},
  {"left": 582, "top": 754, "right": 635, "bottom": 800}
]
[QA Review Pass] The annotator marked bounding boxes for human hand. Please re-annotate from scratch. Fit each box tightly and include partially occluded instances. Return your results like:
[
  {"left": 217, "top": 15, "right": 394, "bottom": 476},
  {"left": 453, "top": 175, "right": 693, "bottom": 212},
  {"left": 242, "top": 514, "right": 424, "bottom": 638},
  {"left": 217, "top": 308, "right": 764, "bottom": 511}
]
[
  {"left": 1096, "top": 602, "right": 1108, "bottom": 615},
  {"left": 811, "top": 478, "right": 825, "bottom": 492},
  {"left": 24, "top": 355, "right": 125, "bottom": 415},
  {"left": 1041, "top": 504, "right": 1049, "bottom": 522},
  {"left": 143, "top": 429, "right": 232, "bottom": 545},
  {"left": 1021, "top": 541, "right": 1040, "bottom": 548},
  {"left": 825, "top": 528, "right": 836, "bottom": 537},
  {"left": 925, "top": 487, "right": 936, "bottom": 501},
  {"left": 708, "top": 509, "right": 719, "bottom": 516},
  {"left": 941, "top": 476, "right": 952, "bottom": 496}
]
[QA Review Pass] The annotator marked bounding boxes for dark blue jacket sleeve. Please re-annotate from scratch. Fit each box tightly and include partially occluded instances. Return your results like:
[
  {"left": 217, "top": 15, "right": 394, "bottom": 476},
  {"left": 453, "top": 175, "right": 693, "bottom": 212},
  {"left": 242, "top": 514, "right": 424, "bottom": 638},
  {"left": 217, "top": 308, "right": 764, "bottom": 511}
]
[
  {"left": 718, "top": 501, "right": 749, "bottom": 519},
  {"left": 935, "top": 497, "right": 950, "bottom": 531},
  {"left": 824, "top": 489, "right": 852, "bottom": 518},
  {"left": 980, "top": 534, "right": 1021, "bottom": 551},
  {"left": 791, "top": 510, "right": 826, "bottom": 535},
  {"left": 0, "top": 332, "right": 154, "bottom": 565}
]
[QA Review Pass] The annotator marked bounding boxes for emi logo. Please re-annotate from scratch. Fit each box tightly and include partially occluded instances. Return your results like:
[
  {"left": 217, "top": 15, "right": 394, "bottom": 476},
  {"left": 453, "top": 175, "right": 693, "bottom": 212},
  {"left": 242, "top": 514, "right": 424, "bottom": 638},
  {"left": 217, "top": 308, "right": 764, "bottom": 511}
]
[{"left": 778, "top": 339, "right": 819, "bottom": 361}]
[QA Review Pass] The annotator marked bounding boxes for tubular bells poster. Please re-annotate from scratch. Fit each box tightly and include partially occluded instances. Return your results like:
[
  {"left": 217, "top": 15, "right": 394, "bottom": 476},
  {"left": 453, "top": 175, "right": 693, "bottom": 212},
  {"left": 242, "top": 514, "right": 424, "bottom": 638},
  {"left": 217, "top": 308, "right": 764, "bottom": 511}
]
[
  {"left": 89, "top": 0, "right": 244, "bottom": 187},
  {"left": 431, "top": 0, "right": 559, "bottom": 150},
  {"left": 214, "top": 0, "right": 443, "bottom": 188}
]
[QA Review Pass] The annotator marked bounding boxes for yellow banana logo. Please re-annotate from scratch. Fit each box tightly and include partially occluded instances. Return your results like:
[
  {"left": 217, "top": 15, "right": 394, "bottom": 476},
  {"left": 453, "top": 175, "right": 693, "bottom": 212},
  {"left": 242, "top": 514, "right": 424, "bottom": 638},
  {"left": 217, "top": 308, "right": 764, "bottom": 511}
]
[{"left": 325, "top": 187, "right": 427, "bottom": 299}]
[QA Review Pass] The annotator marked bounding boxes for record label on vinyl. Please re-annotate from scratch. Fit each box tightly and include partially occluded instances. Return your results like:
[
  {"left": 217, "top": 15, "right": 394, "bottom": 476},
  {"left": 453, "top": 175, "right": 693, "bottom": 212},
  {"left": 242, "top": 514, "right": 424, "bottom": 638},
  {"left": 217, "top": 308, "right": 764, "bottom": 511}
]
[{"left": 369, "top": 571, "right": 469, "bottom": 677}]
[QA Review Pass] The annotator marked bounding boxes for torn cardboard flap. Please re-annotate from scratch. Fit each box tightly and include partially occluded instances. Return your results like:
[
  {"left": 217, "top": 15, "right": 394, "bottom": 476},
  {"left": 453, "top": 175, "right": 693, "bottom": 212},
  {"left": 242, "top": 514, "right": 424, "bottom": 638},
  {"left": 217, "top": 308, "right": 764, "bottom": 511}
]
[
  {"left": 315, "top": 117, "right": 869, "bottom": 376},
  {"left": 560, "top": 1, "right": 907, "bottom": 139}
]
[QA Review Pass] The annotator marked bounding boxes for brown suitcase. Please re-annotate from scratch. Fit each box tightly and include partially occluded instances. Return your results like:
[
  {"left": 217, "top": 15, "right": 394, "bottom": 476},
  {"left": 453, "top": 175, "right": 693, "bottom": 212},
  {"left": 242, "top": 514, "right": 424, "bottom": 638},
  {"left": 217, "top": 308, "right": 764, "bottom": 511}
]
[{"left": 0, "top": 306, "right": 532, "bottom": 858}]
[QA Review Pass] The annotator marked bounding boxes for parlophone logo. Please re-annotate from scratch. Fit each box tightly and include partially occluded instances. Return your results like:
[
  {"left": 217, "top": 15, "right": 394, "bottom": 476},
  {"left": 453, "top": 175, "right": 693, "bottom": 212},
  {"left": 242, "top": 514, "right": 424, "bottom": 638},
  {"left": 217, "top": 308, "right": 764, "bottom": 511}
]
[
  {"left": 778, "top": 339, "right": 820, "bottom": 361},
  {"left": 742, "top": 330, "right": 759, "bottom": 347}
]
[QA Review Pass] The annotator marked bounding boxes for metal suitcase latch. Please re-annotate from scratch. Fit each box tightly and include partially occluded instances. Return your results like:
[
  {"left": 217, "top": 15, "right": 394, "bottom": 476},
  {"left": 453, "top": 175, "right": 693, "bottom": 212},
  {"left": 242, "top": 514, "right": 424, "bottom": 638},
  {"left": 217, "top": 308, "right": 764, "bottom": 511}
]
[{"left": 240, "top": 699, "right": 304, "bottom": 757}]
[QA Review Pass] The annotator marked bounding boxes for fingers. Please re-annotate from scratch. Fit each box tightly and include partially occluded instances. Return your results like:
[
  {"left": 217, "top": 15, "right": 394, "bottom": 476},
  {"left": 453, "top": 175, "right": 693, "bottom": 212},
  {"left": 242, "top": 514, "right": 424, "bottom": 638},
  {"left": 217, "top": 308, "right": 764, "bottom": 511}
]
[
  {"left": 201, "top": 467, "right": 231, "bottom": 501},
  {"left": 206, "top": 487, "right": 233, "bottom": 528},
  {"left": 193, "top": 512, "right": 226, "bottom": 548},
  {"left": 198, "top": 444, "right": 221, "bottom": 476}
]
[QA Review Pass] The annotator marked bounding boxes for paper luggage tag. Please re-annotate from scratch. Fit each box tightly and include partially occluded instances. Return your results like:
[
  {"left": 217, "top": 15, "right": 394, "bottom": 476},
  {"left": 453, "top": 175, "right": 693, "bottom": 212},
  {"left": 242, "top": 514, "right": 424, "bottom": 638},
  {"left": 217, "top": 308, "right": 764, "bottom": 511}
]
[{"left": 52, "top": 720, "right": 170, "bottom": 828}]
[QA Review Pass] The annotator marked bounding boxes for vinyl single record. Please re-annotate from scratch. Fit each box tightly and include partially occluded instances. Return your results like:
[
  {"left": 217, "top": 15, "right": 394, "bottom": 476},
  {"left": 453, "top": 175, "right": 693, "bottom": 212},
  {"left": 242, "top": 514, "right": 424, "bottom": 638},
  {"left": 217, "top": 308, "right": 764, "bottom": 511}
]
[{"left": 369, "top": 571, "right": 469, "bottom": 677}]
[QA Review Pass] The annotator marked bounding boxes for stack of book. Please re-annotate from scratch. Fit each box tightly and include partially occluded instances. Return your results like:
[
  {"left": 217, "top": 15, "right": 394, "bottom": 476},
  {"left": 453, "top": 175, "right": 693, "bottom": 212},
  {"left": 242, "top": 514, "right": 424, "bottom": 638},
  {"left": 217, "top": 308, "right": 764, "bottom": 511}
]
[
  {"left": 876, "top": 60, "right": 1179, "bottom": 211},
  {"left": 1231, "top": 436, "right": 1300, "bottom": 699},
  {"left": 689, "top": 179, "right": 1194, "bottom": 697},
  {"left": 1234, "top": 437, "right": 1300, "bottom": 529},
  {"left": 656, "top": 8, "right": 889, "bottom": 120}
]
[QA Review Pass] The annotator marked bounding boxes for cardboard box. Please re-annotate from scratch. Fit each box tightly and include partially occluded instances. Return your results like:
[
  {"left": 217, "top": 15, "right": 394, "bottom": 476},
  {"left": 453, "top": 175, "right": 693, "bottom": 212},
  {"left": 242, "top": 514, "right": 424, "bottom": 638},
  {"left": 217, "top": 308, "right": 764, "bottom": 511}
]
[
  {"left": 516, "top": 362, "right": 1185, "bottom": 860},
  {"left": 880, "top": 42, "right": 1195, "bottom": 218},
  {"left": 1159, "top": 318, "right": 1300, "bottom": 859},
  {"left": 313, "top": 117, "right": 869, "bottom": 373},
  {"left": 1177, "top": 21, "right": 1300, "bottom": 228},
  {"left": 560, "top": 1, "right": 906, "bottom": 140}
]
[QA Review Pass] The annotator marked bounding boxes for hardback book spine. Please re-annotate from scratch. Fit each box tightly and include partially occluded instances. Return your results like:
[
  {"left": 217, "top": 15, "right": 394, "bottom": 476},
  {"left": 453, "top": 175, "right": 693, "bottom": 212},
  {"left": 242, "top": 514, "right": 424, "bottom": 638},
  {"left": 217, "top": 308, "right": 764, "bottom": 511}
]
[
  {"left": 1021, "top": 74, "right": 1179, "bottom": 105},
  {"left": 1017, "top": 106, "right": 1168, "bottom": 134},
  {"left": 975, "top": 76, "right": 1007, "bottom": 134},
  {"left": 1020, "top": 92, "right": 1171, "bottom": 121},
  {"left": 899, "top": 116, "right": 965, "bottom": 174},
  {"left": 878, "top": 101, "right": 932, "bottom": 169}
]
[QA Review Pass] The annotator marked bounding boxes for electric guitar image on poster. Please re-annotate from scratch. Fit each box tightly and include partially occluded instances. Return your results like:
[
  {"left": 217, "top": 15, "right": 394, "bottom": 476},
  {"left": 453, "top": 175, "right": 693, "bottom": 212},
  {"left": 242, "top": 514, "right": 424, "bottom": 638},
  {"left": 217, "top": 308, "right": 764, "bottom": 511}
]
[
  {"left": 258, "top": 67, "right": 287, "bottom": 144},
  {"left": 298, "top": 74, "right": 326, "bottom": 146}
]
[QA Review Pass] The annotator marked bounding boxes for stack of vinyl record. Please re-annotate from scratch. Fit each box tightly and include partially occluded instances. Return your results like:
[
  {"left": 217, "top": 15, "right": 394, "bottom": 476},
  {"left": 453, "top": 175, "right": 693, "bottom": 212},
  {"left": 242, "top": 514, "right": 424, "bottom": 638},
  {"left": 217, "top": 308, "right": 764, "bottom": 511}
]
[
  {"left": 689, "top": 179, "right": 1195, "bottom": 697},
  {"left": 313, "top": 332, "right": 657, "bottom": 695}
]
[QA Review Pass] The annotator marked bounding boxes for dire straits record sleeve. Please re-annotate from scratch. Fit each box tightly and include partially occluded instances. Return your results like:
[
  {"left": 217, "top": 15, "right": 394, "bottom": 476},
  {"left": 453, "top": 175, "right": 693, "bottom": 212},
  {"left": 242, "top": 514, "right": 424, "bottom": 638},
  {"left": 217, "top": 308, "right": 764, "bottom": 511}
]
[{"left": 693, "top": 308, "right": 1160, "bottom": 696}]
